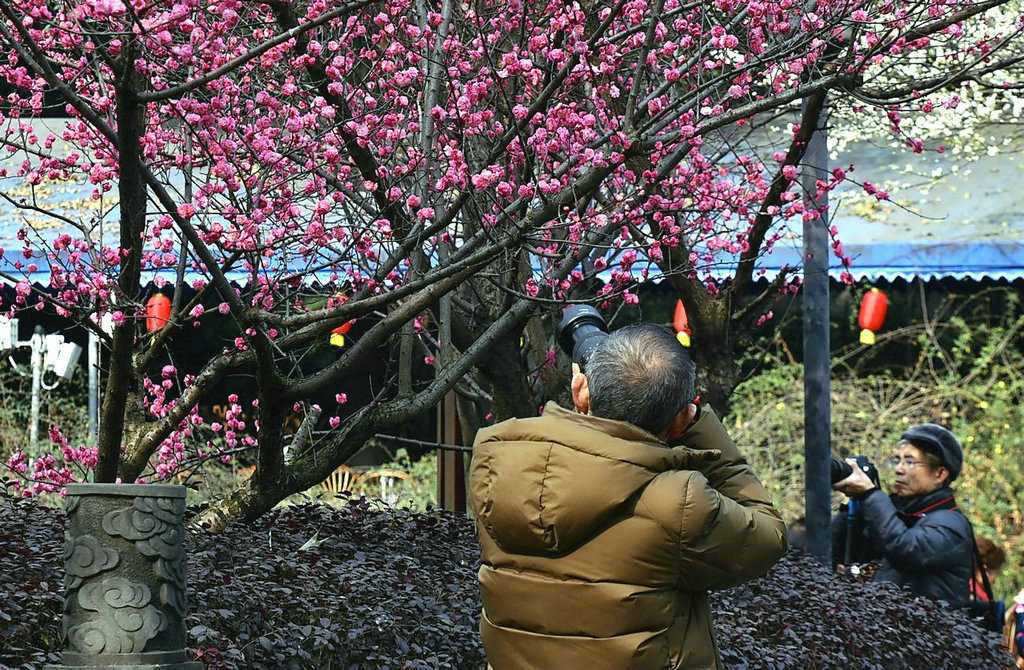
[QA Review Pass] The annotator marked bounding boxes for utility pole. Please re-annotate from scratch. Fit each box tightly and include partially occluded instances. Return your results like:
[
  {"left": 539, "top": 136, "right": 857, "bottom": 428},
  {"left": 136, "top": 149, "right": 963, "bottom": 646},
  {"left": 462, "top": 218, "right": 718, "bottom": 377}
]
[
  {"left": 0, "top": 320, "right": 83, "bottom": 452},
  {"left": 801, "top": 94, "right": 833, "bottom": 567},
  {"left": 436, "top": 273, "right": 466, "bottom": 513},
  {"left": 29, "top": 327, "right": 43, "bottom": 451},
  {"left": 421, "top": 0, "right": 465, "bottom": 514},
  {"left": 88, "top": 329, "right": 100, "bottom": 445}
]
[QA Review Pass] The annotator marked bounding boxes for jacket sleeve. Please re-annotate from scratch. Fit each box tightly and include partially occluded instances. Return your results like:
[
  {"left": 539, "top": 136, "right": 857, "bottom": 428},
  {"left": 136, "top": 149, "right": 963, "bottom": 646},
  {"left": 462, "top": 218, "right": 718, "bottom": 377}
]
[
  {"left": 676, "top": 407, "right": 787, "bottom": 532},
  {"left": 671, "top": 408, "right": 788, "bottom": 590},
  {"left": 860, "top": 490, "right": 971, "bottom": 571},
  {"left": 673, "top": 471, "right": 788, "bottom": 591}
]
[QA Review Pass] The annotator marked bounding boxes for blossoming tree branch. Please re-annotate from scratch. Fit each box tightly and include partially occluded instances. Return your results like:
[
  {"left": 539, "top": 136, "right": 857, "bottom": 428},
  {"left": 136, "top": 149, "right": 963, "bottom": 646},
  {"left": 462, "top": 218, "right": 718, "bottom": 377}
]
[{"left": 0, "top": 0, "right": 1019, "bottom": 524}]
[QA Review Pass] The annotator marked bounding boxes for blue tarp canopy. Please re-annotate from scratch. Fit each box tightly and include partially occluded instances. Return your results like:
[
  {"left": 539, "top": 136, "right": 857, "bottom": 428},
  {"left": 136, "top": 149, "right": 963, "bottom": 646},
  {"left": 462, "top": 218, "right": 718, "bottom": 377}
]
[
  {"left": 750, "top": 130, "right": 1024, "bottom": 281},
  {"left": 3, "top": 119, "right": 1024, "bottom": 285},
  {"left": 756, "top": 241, "right": 1024, "bottom": 282}
]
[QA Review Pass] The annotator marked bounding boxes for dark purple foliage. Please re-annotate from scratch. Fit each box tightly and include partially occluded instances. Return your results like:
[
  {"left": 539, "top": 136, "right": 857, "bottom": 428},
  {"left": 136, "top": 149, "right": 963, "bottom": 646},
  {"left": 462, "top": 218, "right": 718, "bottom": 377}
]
[
  {"left": 0, "top": 496, "right": 1013, "bottom": 669},
  {"left": 713, "top": 551, "right": 1014, "bottom": 669},
  {"left": 1, "top": 497, "right": 483, "bottom": 670}
]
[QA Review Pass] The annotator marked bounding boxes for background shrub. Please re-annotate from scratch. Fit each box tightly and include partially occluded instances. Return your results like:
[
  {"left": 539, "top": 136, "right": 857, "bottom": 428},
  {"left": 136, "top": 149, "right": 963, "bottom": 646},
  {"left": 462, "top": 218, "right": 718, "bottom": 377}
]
[
  {"left": 0, "top": 364, "right": 89, "bottom": 464},
  {"left": 0, "top": 496, "right": 63, "bottom": 668},
  {"left": 0, "top": 496, "right": 1013, "bottom": 669},
  {"left": 1, "top": 495, "right": 484, "bottom": 670}
]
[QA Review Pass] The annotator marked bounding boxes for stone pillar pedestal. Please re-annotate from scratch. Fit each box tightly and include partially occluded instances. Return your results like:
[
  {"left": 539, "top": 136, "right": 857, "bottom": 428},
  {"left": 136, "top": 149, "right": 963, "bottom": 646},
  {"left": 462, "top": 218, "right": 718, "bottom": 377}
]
[{"left": 47, "top": 484, "right": 202, "bottom": 670}]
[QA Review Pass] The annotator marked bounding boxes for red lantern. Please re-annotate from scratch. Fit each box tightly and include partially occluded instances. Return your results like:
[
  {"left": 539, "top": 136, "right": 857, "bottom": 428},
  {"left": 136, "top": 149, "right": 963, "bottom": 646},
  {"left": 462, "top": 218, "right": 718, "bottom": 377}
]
[
  {"left": 857, "top": 288, "right": 888, "bottom": 345},
  {"left": 673, "top": 299, "right": 692, "bottom": 347},
  {"left": 145, "top": 294, "right": 171, "bottom": 333},
  {"left": 329, "top": 293, "right": 356, "bottom": 347},
  {"left": 329, "top": 320, "right": 355, "bottom": 347}
]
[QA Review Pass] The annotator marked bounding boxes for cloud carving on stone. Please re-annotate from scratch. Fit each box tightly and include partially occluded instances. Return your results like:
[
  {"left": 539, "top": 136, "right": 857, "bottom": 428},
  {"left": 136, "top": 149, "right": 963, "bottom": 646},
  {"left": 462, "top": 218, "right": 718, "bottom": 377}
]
[
  {"left": 68, "top": 576, "right": 164, "bottom": 654},
  {"left": 63, "top": 532, "right": 120, "bottom": 592}
]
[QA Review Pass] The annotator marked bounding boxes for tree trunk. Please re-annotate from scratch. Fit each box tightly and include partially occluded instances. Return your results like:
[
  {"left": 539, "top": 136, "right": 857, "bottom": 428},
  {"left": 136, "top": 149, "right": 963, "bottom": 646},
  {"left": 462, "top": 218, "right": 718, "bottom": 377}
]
[
  {"left": 462, "top": 326, "right": 536, "bottom": 421},
  {"left": 191, "top": 477, "right": 278, "bottom": 533},
  {"left": 689, "top": 297, "right": 741, "bottom": 415},
  {"left": 456, "top": 393, "right": 481, "bottom": 446},
  {"left": 692, "top": 343, "right": 741, "bottom": 416},
  {"left": 97, "top": 67, "right": 146, "bottom": 483},
  {"left": 254, "top": 392, "right": 288, "bottom": 494},
  {"left": 117, "top": 401, "right": 153, "bottom": 483}
]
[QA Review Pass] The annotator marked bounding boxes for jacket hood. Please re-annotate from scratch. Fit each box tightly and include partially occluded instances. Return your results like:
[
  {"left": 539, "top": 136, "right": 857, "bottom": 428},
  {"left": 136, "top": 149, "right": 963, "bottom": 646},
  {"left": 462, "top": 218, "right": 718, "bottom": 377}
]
[{"left": 470, "top": 402, "right": 721, "bottom": 556}]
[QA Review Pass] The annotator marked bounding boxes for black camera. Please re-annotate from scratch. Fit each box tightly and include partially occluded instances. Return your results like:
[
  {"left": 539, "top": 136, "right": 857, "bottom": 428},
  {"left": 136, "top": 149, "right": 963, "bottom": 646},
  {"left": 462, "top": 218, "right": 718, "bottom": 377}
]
[
  {"left": 557, "top": 305, "right": 608, "bottom": 371},
  {"left": 830, "top": 455, "right": 880, "bottom": 488},
  {"left": 833, "top": 455, "right": 882, "bottom": 567}
]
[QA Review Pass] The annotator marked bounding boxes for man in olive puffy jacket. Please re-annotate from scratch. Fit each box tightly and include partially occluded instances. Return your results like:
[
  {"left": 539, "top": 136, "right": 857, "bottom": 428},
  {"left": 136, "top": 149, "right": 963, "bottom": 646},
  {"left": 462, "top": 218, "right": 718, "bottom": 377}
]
[{"left": 469, "top": 324, "right": 787, "bottom": 670}]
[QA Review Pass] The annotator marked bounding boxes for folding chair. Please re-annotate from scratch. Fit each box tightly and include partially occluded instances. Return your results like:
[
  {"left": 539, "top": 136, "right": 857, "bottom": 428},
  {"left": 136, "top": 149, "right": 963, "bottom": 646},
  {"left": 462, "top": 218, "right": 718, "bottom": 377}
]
[
  {"left": 361, "top": 469, "right": 410, "bottom": 506},
  {"left": 322, "top": 465, "right": 361, "bottom": 495}
]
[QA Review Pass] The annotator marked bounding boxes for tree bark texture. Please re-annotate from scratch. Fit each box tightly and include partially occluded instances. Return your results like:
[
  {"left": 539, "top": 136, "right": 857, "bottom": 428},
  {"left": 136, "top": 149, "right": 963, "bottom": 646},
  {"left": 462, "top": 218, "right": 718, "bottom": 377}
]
[{"left": 97, "top": 65, "right": 146, "bottom": 483}]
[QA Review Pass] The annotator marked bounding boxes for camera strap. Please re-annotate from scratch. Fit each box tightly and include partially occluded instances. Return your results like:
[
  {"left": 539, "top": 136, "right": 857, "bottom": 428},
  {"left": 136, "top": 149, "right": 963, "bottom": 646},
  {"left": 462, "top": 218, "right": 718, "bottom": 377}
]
[
  {"left": 964, "top": 523, "right": 1007, "bottom": 635},
  {"left": 968, "top": 527, "right": 996, "bottom": 604}
]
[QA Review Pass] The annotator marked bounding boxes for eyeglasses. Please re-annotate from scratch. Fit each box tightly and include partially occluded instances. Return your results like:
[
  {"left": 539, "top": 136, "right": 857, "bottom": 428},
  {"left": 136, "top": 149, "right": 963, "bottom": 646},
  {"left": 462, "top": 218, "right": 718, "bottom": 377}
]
[{"left": 884, "top": 457, "right": 926, "bottom": 469}]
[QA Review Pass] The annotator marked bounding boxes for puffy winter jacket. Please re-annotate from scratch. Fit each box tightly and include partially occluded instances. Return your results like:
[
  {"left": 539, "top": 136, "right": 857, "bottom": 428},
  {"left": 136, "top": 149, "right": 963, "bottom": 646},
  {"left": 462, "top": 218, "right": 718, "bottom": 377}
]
[
  {"left": 833, "top": 486, "right": 973, "bottom": 606},
  {"left": 469, "top": 402, "right": 787, "bottom": 670},
  {"left": 867, "top": 487, "right": 973, "bottom": 606}
]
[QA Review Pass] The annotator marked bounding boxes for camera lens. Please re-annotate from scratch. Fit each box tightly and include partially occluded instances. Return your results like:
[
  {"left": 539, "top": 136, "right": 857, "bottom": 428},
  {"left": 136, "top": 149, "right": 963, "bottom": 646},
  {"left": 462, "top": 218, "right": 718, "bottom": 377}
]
[
  {"left": 831, "top": 457, "right": 852, "bottom": 484},
  {"left": 557, "top": 305, "right": 608, "bottom": 370}
]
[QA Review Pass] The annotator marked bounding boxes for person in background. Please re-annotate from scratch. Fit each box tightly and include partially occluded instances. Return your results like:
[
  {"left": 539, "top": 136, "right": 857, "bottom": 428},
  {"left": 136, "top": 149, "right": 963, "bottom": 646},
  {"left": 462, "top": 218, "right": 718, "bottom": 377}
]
[
  {"left": 970, "top": 537, "right": 1005, "bottom": 602},
  {"left": 832, "top": 424, "right": 973, "bottom": 607},
  {"left": 1005, "top": 589, "right": 1024, "bottom": 669},
  {"left": 787, "top": 517, "right": 807, "bottom": 552}
]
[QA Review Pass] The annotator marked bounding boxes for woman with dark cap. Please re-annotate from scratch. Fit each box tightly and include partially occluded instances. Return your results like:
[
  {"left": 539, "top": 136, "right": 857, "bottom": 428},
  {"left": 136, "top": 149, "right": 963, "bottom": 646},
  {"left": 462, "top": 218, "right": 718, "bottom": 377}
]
[{"left": 832, "top": 423, "right": 973, "bottom": 606}]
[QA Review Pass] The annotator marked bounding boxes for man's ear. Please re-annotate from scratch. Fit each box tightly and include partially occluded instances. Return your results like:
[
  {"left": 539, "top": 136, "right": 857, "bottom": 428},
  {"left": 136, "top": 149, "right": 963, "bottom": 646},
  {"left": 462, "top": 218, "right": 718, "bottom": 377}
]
[
  {"left": 571, "top": 363, "right": 590, "bottom": 414},
  {"left": 661, "top": 403, "right": 698, "bottom": 442}
]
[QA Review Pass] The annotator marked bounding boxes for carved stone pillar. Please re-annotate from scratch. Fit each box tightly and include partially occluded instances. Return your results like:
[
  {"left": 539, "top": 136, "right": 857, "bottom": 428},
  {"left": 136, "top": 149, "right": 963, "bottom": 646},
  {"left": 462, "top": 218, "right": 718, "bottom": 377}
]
[{"left": 47, "top": 484, "right": 202, "bottom": 670}]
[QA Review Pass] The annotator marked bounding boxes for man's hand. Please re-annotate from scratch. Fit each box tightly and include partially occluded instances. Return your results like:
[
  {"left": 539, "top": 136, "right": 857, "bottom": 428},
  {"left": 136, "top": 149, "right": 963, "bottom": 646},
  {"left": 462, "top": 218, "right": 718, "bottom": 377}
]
[{"left": 832, "top": 459, "right": 877, "bottom": 497}]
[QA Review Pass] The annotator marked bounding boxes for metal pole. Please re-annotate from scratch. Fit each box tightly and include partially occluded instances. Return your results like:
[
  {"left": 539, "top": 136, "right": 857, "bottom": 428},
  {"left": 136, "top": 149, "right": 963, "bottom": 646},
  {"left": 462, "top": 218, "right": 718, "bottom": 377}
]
[
  {"left": 418, "top": 0, "right": 463, "bottom": 513},
  {"left": 436, "top": 287, "right": 465, "bottom": 513},
  {"left": 801, "top": 95, "right": 832, "bottom": 567},
  {"left": 29, "top": 326, "right": 43, "bottom": 452},
  {"left": 88, "top": 329, "right": 99, "bottom": 444}
]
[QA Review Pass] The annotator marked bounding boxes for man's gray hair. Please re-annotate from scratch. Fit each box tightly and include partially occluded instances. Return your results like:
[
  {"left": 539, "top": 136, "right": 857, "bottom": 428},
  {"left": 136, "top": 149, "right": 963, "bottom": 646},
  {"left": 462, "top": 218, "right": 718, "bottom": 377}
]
[{"left": 586, "top": 324, "right": 695, "bottom": 435}]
